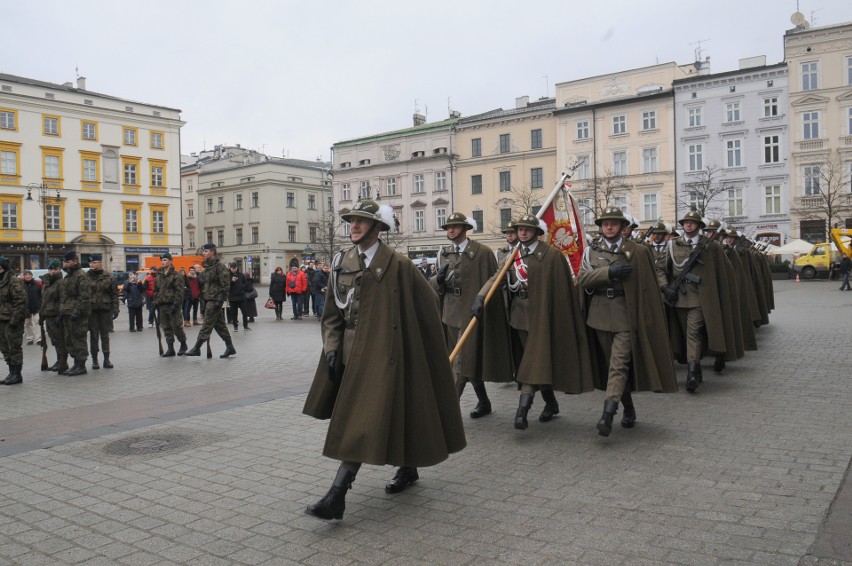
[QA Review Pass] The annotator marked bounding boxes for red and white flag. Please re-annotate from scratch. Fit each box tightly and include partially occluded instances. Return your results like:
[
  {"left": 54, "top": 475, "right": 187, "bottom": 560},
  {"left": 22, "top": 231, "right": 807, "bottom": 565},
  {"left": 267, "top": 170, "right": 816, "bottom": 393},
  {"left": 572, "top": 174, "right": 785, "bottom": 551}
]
[{"left": 538, "top": 179, "right": 586, "bottom": 276}]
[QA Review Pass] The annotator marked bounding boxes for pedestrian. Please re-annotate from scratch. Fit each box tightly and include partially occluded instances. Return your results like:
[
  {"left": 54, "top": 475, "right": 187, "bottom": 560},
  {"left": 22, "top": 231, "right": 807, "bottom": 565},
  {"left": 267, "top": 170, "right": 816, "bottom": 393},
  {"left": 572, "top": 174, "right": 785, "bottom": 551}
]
[
  {"left": 269, "top": 266, "right": 287, "bottom": 320},
  {"left": 302, "top": 198, "right": 465, "bottom": 521},
  {"left": 243, "top": 272, "right": 258, "bottom": 323},
  {"left": 60, "top": 251, "right": 91, "bottom": 376},
  {"left": 185, "top": 243, "right": 235, "bottom": 358},
  {"left": 86, "top": 254, "right": 118, "bottom": 370},
  {"left": 142, "top": 266, "right": 157, "bottom": 328},
  {"left": 285, "top": 263, "right": 307, "bottom": 319},
  {"left": 186, "top": 266, "right": 202, "bottom": 324},
  {"left": 39, "top": 261, "right": 68, "bottom": 373},
  {"left": 124, "top": 273, "right": 145, "bottom": 332},
  {"left": 154, "top": 253, "right": 188, "bottom": 357},
  {"left": 21, "top": 269, "right": 42, "bottom": 346},
  {"left": 839, "top": 254, "right": 851, "bottom": 291},
  {"left": 0, "top": 256, "right": 27, "bottom": 385},
  {"left": 180, "top": 267, "right": 192, "bottom": 327},
  {"left": 227, "top": 263, "right": 248, "bottom": 331},
  {"left": 434, "top": 211, "right": 513, "bottom": 418},
  {"left": 578, "top": 207, "right": 677, "bottom": 436},
  {"left": 313, "top": 262, "right": 329, "bottom": 319},
  {"left": 417, "top": 258, "right": 431, "bottom": 278},
  {"left": 302, "top": 263, "right": 315, "bottom": 317}
]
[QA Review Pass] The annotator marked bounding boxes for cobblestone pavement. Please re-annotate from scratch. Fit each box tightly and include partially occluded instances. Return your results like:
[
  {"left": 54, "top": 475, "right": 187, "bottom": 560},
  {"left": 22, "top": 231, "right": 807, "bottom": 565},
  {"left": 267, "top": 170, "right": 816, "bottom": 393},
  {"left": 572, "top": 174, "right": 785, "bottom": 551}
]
[{"left": 0, "top": 281, "right": 850, "bottom": 565}]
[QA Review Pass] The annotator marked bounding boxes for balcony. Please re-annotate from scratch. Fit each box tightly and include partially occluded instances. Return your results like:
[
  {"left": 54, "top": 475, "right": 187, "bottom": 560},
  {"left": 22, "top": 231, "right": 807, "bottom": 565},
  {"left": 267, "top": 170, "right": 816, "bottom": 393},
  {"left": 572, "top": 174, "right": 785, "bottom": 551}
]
[
  {"left": 795, "top": 196, "right": 824, "bottom": 208},
  {"left": 795, "top": 139, "right": 825, "bottom": 151},
  {"left": 841, "top": 136, "right": 852, "bottom": 147}
]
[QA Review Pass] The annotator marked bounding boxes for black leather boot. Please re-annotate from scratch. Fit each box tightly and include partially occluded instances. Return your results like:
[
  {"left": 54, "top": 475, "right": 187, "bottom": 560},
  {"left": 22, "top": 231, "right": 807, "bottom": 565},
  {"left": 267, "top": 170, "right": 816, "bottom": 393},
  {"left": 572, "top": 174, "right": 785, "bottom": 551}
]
[
  {"left": 514, "top": 393, "right": 534, "bottom": 430},
  {"left": 385, "top": 466, "right": 419, "bottom": 494},
  {"left": 306, "top": 467, "right": 356, "bottom": 521},
  {"left": 161, "top": 342, "right": 176, "bottom": 357},
  {"left": 469, "top": 381, "right": 492, "bottom": 419},
  {"left": 57, "top": 353, "right": 70, "bottom": 375},
  {"left": 686, "top": 361, "right": 700, "bottom": 392},
  {"left": 66, "top": 359, "right": 87, "bottom": 376},
  {"left": 184, "top": 340, "right": 204, "bottom": 356},
  {"left": 539, "top": 388, "right": 560, "bottom": 422},
  {"left": 1, "top": 363, "right": 21, "bottom": 385},
  {"left": 220, "top": 341, "right": 236, "bottom": 358},
  {"left": 2, "top": 363, "right": 12, "bottom": 383},
  {"left": 620, "top": 390, "right": 636, "bottom": 428},
  {"left": 91, "top": 353, "right": 100, "bottom": 370},
  {"left": 713, "top": 355, "right": 725, "bottom": 373},
  {"left": 177, "top": 341, "right": 188, "bottom": 356},
  {"left": 597, "top": 399, "right": 618, "bottom": 437},
  {"left": 102, "top": 353, "right": 113, "bottom": 369}
]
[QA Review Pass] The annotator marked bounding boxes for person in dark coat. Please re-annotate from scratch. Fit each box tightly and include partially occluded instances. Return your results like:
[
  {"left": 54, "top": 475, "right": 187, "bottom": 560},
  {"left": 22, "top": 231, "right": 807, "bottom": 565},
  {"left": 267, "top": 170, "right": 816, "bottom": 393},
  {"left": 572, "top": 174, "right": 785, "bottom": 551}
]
[
  {"left": 21, "top": 270, "right": 43, "bottom": 346},
  {"left": 124, "top": 273, "right": 145, "bottom": 332},
  {"left": 269, "top": 267, "right": 287, "bottom": 320},
  {"left": 312, "top": 262, "right": 329, "bottom": 319},
  {"left": 243, "top": 273, "right": 258, "bottom": 321},
  {"left": 227, "top": 263, "right": 248, "bottom": 331}
]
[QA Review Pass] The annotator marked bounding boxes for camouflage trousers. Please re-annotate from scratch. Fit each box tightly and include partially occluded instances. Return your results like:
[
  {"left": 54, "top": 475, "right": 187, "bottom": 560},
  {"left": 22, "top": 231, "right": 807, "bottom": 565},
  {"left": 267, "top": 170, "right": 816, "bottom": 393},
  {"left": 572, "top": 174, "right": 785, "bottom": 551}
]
[
  {"left": 88, "top": 310, "right": 112, "bottom": 354},
  {"left": 158, "top": 304, "right": 186, "bottom": 344},
  {"left": 0, "top": 320, "right": 24, "bottom": 364},
  {"left": 45, "top": 315, "right": 66, "bottom": 351},
  {"left": 197, "top": 301, "right": 231, "bottom": 343},
  {"left": 63, "top": 315, "right": 89, "bottom": 362}
]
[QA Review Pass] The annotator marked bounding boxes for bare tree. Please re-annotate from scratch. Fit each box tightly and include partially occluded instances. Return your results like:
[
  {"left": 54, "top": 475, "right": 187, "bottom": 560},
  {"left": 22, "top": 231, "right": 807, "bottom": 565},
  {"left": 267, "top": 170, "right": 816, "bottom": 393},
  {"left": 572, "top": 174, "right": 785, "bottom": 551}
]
[
  {"left": 488, "top": 184, "right": 546, "bottom": 236},
  {"left": 569, "top": 168, "right": 630, "bottom": 228},
  {"left": 309, "top": 207, "right": 349, "bottom": 264},
  {"left": 791, "top": 152, "right": 852, "bottom": 240},
  {"left": 678, "top": 165, "right": 729, "bottom": 218}
]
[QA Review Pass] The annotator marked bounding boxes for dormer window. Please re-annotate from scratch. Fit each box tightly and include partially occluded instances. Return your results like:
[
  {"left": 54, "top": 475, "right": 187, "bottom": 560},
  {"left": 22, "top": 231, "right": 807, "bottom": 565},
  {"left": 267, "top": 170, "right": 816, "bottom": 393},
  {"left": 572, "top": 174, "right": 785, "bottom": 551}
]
[
  {"left": 340, "top": 162, "right": 351, "bottom": 168},
  {"left": 359, "top": 159, "right": 371, "bottom": 166},
  {"left": 411, "top": 151, "right": 425, "bottom": 158},
  {"left": 433, "top": 147, "right": 447, "bottom": 155}
]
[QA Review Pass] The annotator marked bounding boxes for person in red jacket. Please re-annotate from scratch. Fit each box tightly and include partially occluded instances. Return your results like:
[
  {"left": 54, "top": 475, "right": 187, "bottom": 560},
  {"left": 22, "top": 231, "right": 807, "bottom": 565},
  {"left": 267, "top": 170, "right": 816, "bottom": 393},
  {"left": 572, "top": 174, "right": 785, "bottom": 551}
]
[
  {"left": 285, "top": 264, "right": 308, "bottom": 319},
  {"left": 142, "top": 266, "right": 157, "bottom": 327}
]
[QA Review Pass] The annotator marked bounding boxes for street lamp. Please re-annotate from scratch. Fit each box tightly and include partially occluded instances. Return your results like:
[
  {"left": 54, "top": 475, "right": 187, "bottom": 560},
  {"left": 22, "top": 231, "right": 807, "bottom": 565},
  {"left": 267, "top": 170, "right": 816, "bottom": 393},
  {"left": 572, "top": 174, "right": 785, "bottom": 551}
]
[{"left": 26, "top": 182, "right": 62, "bottom": 269}]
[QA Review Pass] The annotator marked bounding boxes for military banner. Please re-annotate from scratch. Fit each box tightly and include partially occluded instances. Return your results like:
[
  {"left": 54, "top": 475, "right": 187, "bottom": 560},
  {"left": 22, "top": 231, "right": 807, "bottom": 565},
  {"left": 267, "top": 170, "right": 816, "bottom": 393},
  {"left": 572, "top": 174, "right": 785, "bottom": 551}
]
[{"left": 538, "top": 180, "right": 586, "bottom": 276}]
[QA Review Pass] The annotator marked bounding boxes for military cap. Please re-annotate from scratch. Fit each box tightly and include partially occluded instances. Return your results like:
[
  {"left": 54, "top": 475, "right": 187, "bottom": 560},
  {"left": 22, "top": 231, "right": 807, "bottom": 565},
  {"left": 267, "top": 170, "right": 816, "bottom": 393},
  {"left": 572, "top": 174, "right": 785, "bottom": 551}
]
[
  {"left": 678, "top": 210, "right": 706, "bottom": 228},
  {"left": 514, "top": 214, "right": 545, "bottom": 236},
  {"left": 595, "top": 206, "right": 630, "bottom": 227},
  {"left": 705, "top": 219, "right": 722, "bottom": 231},
  {"left": 160, "top": 252, "right": 173, "bottom": 260},
  {"left": 63, "top": 251, "right": 78, "bottom": 261},
  {"left": 341, "top": 199, "right": 392, "bottom": 231},
  {"left": 627, "top": 214, "right": 639, "bottom": 229},
  {"left": 0, "top": 256, "right": 10, "bottom": 270},
  {"left": 201, "top": 243, "right": 217, "bottom": 251},
  {"left": 502, "top": 220, "right": 517, "bottom": 233},
  {"left": 441, "top": 212, "right": 474, "bottom": 231},
  {"left": 90, "top": 253, "right": 103, "bottom": 261},
  {"left": 650, "top": 221, "right": 669, "bottom": 234},
  {"left": 48, "top": 260, "right": 61, "bottom": 269}
]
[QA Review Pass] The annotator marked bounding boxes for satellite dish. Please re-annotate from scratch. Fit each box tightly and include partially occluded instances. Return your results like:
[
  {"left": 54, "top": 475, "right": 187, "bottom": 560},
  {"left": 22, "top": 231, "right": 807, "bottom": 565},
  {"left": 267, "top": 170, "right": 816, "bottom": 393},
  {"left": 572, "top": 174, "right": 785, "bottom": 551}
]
[{"left": 791, "top": 11, "right": 806, "bottom": 26}]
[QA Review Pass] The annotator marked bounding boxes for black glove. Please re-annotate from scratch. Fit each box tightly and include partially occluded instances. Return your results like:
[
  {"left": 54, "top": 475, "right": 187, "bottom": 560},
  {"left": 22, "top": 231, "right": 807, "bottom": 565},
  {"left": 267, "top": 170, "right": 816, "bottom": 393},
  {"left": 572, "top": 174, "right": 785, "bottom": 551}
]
[
  {"left": 471, "top": 295, "right": 485, "bottom": 320},
  {"left": 436, "top": 264, "right": 449, "bottom": 286},
  {"left": 7, "top": 318, "right": 19, "bottom": 329},
  {"left": 326, "top": 351, "right": 339, "bottom": 385},
  {"left": 662, "top": 286, "right": 678, "bottom": 305},
  {"left": 608, "top": 263, "right": 633, "bottom": 281}
]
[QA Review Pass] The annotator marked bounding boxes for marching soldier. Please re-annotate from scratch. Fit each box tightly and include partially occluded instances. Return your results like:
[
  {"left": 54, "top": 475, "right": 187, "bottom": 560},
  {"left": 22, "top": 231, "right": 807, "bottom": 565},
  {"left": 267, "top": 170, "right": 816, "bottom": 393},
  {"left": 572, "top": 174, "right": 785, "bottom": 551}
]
[
  {"left": 86, "top": 254, "right": 118, "bottom": 369},
  {"left": 60, "top": 251, "right": 91, "bottom": 376},
  {"left": 302, "top": 199, "right": 465, "bottom": 520},
  {"left": 477, "top": 214, "right": 594, "bottom": 430},
  {"left": 154, "top": 253, "right": 189, "bottom": 357},
  {"left": 579, "top": 208, "right": 677, "bottom": 436},
  {"left": 0, "top": 256, "right": 27, "bottom": 385},
  {"left": 39, "top": 260, "right": 69, "bottom": 374},
  {"left": 185, "top": 243, "right": 235, "bottom": 358},
  {"left": 647, "top": 221, "right": 669, "bottom": 271},
  {"left": 497, "top": 221, "right": 518, "bottom": 263},
  {"left": 720, "top": 228, "right": 758, "bottom": 355},
  {"left": 432, "top": 212, "right": 512, "bottom": 418}
]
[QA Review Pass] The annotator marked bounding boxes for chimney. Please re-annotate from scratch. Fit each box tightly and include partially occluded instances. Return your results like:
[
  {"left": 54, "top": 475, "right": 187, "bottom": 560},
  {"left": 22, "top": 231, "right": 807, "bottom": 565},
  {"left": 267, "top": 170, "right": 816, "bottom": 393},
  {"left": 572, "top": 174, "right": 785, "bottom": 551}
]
[
  {"left": 738, "top": 55, "right": 766, "bottom": 69},
  {"left": 413, "top": 113, "right": 426, "bottom": 126},
  {"left": 77, "top": 76, "right": 87, "bottom": 90},
  {"left": 515, "top": 95, "right": 530, "bottom": 109},
  {"left": 62, "top": 81, "right": 73, "bottom": 88}
]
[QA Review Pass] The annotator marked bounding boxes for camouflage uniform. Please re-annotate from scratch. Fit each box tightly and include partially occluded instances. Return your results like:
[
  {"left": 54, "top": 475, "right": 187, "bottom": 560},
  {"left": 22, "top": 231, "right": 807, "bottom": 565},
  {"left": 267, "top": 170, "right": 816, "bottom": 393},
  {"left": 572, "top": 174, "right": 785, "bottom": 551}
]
[
  {"left": 154, "top": 265, "right": 187, "bottom": 354},
  {"left": 186, "top": 254, "right": 233, "bottom": 357},
  {"left": 86, "top": 268, "right": 118, "bottom": 368},
  {"left": 39, "top": 271, "right": 68, "bottom": 371},
  {"left": 0, "top": 270, "right": 28, "bottom": 379},
  {"left": 60, "top": 264, "right": 92, "bottom": 367}
]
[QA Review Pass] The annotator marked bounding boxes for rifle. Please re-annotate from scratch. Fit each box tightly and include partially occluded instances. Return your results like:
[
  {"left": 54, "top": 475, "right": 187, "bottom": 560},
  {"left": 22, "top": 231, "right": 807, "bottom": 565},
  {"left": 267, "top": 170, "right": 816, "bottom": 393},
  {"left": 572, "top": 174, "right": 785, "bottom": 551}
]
[
  {"left": 206, "top": 338, "right": 212, "bottom": 359},
  {"left": 40, "top": 319, "right": 48, "bottom": 371},
  {"left": 154, "top": 307, "right": 164, "bottom": 356},
  {"left": 663, "top": 236, "right": 710, "bottom": 307},
  {"left": 639, "top": 219, "right": 660, "bottom": 244}
]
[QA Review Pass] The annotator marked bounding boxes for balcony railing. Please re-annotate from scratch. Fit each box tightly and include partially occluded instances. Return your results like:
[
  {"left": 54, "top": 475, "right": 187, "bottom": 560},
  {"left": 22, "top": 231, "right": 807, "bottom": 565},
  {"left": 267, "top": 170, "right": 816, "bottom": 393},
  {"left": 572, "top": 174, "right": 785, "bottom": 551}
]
[
  {"left": 796, "top": 139, "right": 825, "bottom": 151},
  {"left": 796, "top": 196, "right": 824, "bottom": 208}
]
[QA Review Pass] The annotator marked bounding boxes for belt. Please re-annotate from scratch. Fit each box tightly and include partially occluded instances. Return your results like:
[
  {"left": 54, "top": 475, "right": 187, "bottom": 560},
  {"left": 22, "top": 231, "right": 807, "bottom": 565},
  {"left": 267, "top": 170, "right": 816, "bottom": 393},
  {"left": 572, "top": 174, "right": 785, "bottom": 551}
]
[
  {"left": 445, "top": 286, "right": 462, "bottom": 296},
  {"left": 512, "top": 288, "right": 528, "bottom": 299},
  {"left": 593, "top": 287, "right": 625, "bottom": 298}
]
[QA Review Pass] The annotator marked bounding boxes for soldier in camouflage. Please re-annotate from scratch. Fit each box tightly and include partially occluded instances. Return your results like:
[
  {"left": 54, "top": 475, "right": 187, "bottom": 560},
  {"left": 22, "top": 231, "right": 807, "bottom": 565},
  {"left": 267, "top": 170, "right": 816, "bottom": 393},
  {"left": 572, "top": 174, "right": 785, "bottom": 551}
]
[
  {"left": 0, "top": 256, "right": 28, "bottom": 385},
  {"left": 86, "top": 253, "right": 118, "bottom": 369},
  {"left": 39, "top": 260, "right": 68, "bottom": 373},
  {"left": 61, "top": 251, "right": 91, "bottom": 376},
  {"left": 154, "top": 252, "right": 188, "bottom": 357},
  {"left": 185, "top": 243, "right": 235, "bottom": 358}
]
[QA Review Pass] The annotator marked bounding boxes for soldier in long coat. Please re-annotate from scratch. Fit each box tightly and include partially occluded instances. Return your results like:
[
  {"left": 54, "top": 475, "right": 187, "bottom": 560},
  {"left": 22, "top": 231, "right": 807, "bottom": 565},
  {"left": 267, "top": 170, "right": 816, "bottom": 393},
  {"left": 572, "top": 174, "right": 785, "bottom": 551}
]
[
  {"left": 39, "top": 260, "right": 68, "bottom": 374},
  {"left": 154, "top": 253, "right": 188, "bottom": 357},
  {"left": 0, "top": 256, "right": 27, "bottom": 385},
  {"left": 579, "top": 207, "right": 677, "bottom": 436},
  {"left": 721, "top": 230, "right": 758, "bottom": 353},
  {"left": 86, "top": 254, "right": 119, "bottom": 369},
  {"left": 303, "top": 199, "right": 465, "bottom": 521},
  {"left": 432, "top": 212, "right": 513, "bottom": 419},
  {"left": 478, "top": 214, "right": 594, "bottom": 430},
  {"left": 185, "top": 243, "right": 235, "bottom": 358}
]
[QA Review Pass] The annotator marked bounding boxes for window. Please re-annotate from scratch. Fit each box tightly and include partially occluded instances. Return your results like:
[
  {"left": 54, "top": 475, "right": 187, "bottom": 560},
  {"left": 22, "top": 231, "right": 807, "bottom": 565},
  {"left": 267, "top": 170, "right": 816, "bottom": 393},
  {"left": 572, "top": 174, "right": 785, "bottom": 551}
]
[
  {"left": 125, "top": 208, "right": 138, "bottom": 233},
  {"left": 803, "top": 111, "right": 820, "bottom": 140},
  {"left": 612, "top": 151, "right": 627, "bottom": 176},
  {"left": 471, "top": 138, "right": 482, "bottom": 157},
  {"left": 309, "top": 226, "right": 317, "bottom": 243},
  {"left": 848, "top": 108, "right": 852, "bottom": 136},
  {"left": 386, "top": 177, "right": 397, "bottom": 196},
  {"left": 359, "top": 181, "right": 369, "bottom": 198},
  {"left": 801, "top": 61, "right": 818, "bottom": 90},
  {"left": 688, "top": 144, "right": 703, "bottom": 171},
  {"left": 687, "top": 107, "right": 702, "bottom": 127},
  {"left": 688, "top": 192, "right": 701, "bottom": 210},
  {"left": 763, "top": 97, "right": 779, "bottom": 118},
  {"left": 471, "top": 175, "right": 482, "bottom": 195},
  {"left": 471, "top": 210, "right": 483, "bottom": 233},
  {"left": 499, "top": 134, "right": 511, "bottom": 153},
  {"left": 804, "top": 165, "right": 821, "bottom": 195},
  {"left": 43, "top": 115, "right": 60, "bottom": 136},
  {"left": 123, "top": 127, "right": 137, "bottom": 146},
  {"left": 123, "top": 158, "right": 140, "bottom": 188},
  {"left": 500, "top": 208, "right": 512, "bottom": 229},
  {"left": 725, "top": 102, "right": 740, "bottom": 123},
  {"left": 81, "top": 121, "right": 97, "bottom": 140},
  {"left": 435, "top": 171, "right": 446, "bottom": 191},
  {"left": 217, "top": 230, "right": 224, "bottom": 247},
  {"left": 206, "top": 230, "right": 213, "bottom": 244},
  {"left": 643, "top": 193, "right": 658, "bottom": 221},
  {"left": 235, "top": 194, "right": 243, "bottom": 209},
  {"left": 499, "top": 170, "right": 511, "bottom": 192},
  {"left": 187, "top": 180, "right": 193, "bottom": 192},
  {"left": 531, "top": 128, "right": 543, "bottom": 149},
  {"left": 83, "top": 158, "right": 97, "bottom": 182},
  {"left": 642, "top": 111, "right": 657, "bottom": 130},
  {"left": 576, "top": 120, "right": 589, "bottom": 140},
  {"left": 186, "top": 202, "right": 193, "bottom": 218},
  {"left": 576, "top": 155, "right": 590, "bottom": 180},
  {"left": 150, "top": 131, "right": 164, "bottom": 149},
  {"left": 1, "top": 150, "right": 17, "bottom": 176},
  {"left": 414, "top": 174, "right": 424, "bottom": 193},
  {"left": 83, "top": 207, "right": 98, "bottom": 232},
  {"left": 341, "top": 183, "right": 350, "bottom": 201},
  {"left": 612, "top": 115, "right": 626, "bottom": 135},
  {"left": 308, "top": 194, "right": 316, "bottom": 210},
  {"left": 642, "top": 148, "right": 658, "bottom": 173},
  {"left": 578, "top": 198, "right": 595, "bottom": 226},
  {"left": 726, "top": 139, "right": 742, "bottom": 167},
  {"left": 342, "top": 222, "right": 350, "bottom": 237},
  {"left": 0, "top": 109, "right": 16, "bottom": 130},
  {"left": 45, "top": 204, "right": 60, "bottom": 231},
  {"left": 216, "top": 196, "right": 223, "bottom": 211},
  {"left": 848, "top": 56, "right": 852, "bottom": 86},
  {"left": 44, "top": 155, "right": 60, "bottom": 179},
  {"left": 612, "top": 195, "right": 628, "bottom": 213},
  {"left": 530, "top": 167, "right": 543, "bottom": 189},
  {"left": 151, "top": 165, "right": 164, "bottom": 187},
  {"left": 288, "top": 226, "right": 296, "bottom": 243},
  {"left": 414, "top": 210, "right": 424, "bottom": 232},
  {"left": 436, "top": 208, "right": 447, "bottom": 228},
  {"left": 727, "top": 187, "right": 743, "bottom": 216},
  {"left": 2, "top": 202, "right": 18, "bottom": 229},
  {"left": 251, "top": 192, "right": 259, "bottom": 207},
  {"left": 287, "top": 192, "right": 295, "bottom": 207},
  {"left": 152, "top": 210, "right": 164, "bottom": 234},
  {"left": 188, "top": 231, "right": 195, "bottom": 248},
  {"left": 763, "top": 135, "right": 780, "bottom": 164},
  {"left": 251, "top": 226, "right": 259, "bottom": 244},
  {"left": 764, "top": 185, "right": 782, "bottom": 214},
  {"left": 235, "top": 228, "right": 243, "bottom": 246}
]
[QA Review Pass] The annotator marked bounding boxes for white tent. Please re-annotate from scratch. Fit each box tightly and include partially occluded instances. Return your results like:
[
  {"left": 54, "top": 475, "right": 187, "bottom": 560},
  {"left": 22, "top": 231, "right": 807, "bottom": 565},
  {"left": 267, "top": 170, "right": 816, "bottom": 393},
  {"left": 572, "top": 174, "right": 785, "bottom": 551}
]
[{"left": 769, "top": 239, "right": 813, "bottom": 256}]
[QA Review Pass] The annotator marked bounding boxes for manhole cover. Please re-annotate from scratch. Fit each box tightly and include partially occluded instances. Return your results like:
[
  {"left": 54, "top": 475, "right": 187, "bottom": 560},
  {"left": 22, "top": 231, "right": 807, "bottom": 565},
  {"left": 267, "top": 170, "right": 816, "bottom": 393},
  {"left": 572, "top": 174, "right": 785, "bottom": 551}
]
[{"left": 103, "top": 433, "right": 195, "bottom": 456}]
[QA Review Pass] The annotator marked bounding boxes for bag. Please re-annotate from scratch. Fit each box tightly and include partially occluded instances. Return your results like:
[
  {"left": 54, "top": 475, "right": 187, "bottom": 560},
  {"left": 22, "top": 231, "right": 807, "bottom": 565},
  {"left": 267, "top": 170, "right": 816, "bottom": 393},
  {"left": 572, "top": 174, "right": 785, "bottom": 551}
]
[
  {"left": 264, "top": 297, "right": 275, "bottom": 310},
  {"left": 245, "top": 288, "right": 258, "bottom": 301},
  {"left": 289, "top": 280, "right": 296, "bottom": 289}
]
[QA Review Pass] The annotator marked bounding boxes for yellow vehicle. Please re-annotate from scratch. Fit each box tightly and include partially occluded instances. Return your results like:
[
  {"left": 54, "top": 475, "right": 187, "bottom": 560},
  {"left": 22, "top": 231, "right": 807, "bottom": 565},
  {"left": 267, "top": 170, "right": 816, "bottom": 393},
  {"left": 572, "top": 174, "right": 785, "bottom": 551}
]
[{"left": 793, "top": 228, "right": 852, "bottom": 279}]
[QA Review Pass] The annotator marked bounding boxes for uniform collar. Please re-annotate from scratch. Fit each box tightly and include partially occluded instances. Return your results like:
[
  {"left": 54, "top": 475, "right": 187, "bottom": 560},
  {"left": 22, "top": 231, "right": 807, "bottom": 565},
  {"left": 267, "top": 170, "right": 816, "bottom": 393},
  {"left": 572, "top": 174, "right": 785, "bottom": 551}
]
[{"left": 357, "top": 240, "right": 380, "bottom": 268}]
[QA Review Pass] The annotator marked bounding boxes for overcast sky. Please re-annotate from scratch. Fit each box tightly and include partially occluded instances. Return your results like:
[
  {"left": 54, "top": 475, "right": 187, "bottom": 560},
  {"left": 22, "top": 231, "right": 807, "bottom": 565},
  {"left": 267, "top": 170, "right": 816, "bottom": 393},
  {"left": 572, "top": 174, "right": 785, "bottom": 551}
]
[{"left": 3, "top": 0, "right": 849, "bottom": 162}]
